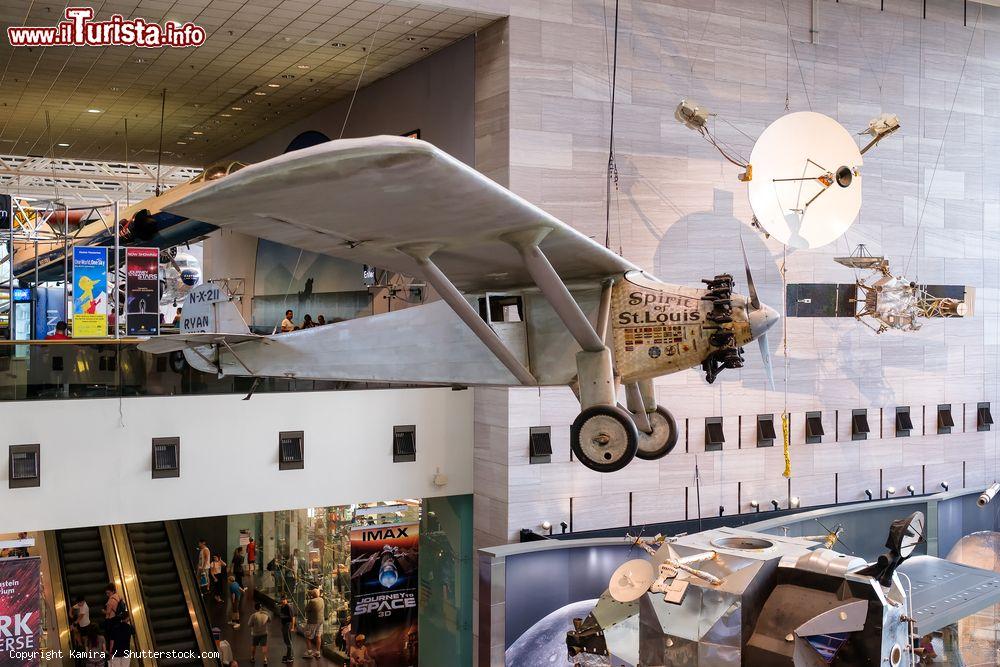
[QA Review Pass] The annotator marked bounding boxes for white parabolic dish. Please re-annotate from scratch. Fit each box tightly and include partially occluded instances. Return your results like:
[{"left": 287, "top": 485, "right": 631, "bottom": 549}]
[
  {"left": 608, "top": 558, "right": 656, "bottom": 603},
  {"left": 747, "top": 111, "right": 863, "bottom": 249}
]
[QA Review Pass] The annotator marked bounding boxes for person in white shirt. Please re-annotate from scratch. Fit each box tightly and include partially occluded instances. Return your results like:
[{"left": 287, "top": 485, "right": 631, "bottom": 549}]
[
  {"left": 280, "top": 309, "right": 295, "bottom": 333},
  {"left": 70, "top": 596, "right": 90, "bottom": 648},
  {"left": 212, "top": 627, "right": 236, "bottom": 667}
]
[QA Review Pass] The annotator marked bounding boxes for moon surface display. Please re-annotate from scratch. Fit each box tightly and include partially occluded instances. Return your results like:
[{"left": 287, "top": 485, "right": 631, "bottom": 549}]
[{"left": 506, "top": 599, "right": 613, "bottom": 666}]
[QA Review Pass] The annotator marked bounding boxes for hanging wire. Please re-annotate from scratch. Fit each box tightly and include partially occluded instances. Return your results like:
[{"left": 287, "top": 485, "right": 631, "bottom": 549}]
[
  {"left": 781, "top": 245, "right": 791, "bottom": 478},
  {"left": 339, "top": 6, "right": 386, "bottom": 139},
  {"left": 604, "top": 0, "right": 620, "bottom": 251},
  {"left": 903, "top": 5, "right": 980, "bottom": 279},
  {"left": 155, "top": 88, "right": 166, "bottom": 197},
  {"left": 779, "top": 0, "right": 812, "bottom": 111}
]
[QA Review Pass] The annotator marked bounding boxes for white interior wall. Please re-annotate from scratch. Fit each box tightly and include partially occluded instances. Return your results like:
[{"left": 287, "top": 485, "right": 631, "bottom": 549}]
[{"left": 0, "top": 388, "right": 473, "bottom": 533}]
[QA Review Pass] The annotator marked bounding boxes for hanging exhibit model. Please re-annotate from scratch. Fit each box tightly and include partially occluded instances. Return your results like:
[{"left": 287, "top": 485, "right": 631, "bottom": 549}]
[
  {"left": 137, "top": 136, "right": 780, "bottom": 473},
  {"left": 676, "top": 100, "right": 899, "bottom": 249},
  {"left": 833, "top": 245, "right": 972, "bottom": 334},
  {"left": 564, "top": 512, "right": 1000, "bottom": 666}
]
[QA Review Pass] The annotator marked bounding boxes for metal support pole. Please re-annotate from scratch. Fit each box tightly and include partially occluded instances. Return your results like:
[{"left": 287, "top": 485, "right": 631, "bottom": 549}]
[
  {"left": 503, "top": 229, "right": 606, "bottom": 353},
  {"left": 6, "top": 195, "right": 13, "bottom": 340},
  {"left": 63, "top": 203, "right": 69, "bottom": 318},
  {"left": 114, "top": 201, "right": 119, "bottom": 339},
  {"left": 400, "top": 244, "right": 535, "bottom": 386},
  {"left": 810, "top": 0, "right": 819, "bottom": 44}
]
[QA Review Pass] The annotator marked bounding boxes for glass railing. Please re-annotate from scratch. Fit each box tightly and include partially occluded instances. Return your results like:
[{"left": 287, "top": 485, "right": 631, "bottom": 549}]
[{"left": 0, "top": 340, "right": 421, "bottom": 401}]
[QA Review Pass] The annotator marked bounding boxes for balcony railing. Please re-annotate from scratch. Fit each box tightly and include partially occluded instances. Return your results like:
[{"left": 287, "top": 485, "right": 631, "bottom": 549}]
[{"left": 0, "top": 340, "right": 412, "bottom": 401}]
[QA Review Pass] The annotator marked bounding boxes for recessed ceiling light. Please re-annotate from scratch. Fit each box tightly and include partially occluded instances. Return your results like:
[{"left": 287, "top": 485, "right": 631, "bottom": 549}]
[
  {"left": 86, "top": 108, "right": 102, "bottom": 113},
  {"left": 192, "top": 131, "right": 203, "bottom": 135},
  {"left": 267, "top": 83, "right": 280, "bottom": 88},
  {"left": 420, "top": 46, "right": 430, "bottom": 51},
  {"left": 57, "top": 142, "right": 70, "bottom": 147},
  {"left": 220, "top": 113, "right": 232, "bottom": 117},
  {"left": 254, "top": 91, "right": 266, "bottom": 96},
  {"left": 405, "top": 36, "right": 416, "bottom": 41},
  {"left": 231, "top": 106, "right": 243, "bottom": 111},
  {"left": 177, "top": 141, "right": 187, "bottom": 145},
  {"left": 135, "top": 57, "right": 144, "bottom": 63},
  {"left": 296, "top": 64, "right": 310, "bottom": 69},
  {"left": 110, "top": 86, "right": 120, "bottom": 92}
]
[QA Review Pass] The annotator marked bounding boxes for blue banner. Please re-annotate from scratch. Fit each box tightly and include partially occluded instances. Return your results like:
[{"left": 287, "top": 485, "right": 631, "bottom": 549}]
[{"left": 72, "top": 246, "right": 108, "bottom": 337}]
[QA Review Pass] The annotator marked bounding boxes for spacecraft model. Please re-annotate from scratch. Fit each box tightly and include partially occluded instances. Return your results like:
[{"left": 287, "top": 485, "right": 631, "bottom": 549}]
[
  {"left": 566, "top": 512, "right": 1000, "bottom": 666},
  {"left": 834, "top": 245, "right": 971, "bottom": 334},
  {"left": 676, "top": 100, "right": 899, "bottom": 249}
]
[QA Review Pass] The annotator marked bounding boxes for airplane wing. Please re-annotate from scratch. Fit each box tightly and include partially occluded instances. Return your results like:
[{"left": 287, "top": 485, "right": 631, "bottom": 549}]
[
  {"left": 897, "top": 555, "right": 1000, "bottom": 634},
  {"left": 163, "top": 135, "right": 639, "bottom": 292},
  {"left": 137, "top": 333, "right": 262, "bottom": 354}
]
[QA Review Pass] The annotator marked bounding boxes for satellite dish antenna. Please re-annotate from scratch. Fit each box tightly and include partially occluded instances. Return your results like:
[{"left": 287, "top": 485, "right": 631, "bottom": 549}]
[
  {"left": 608, "top": 559, "right": 655, "bottom": 602},
  {"left": 747, "top": 112, "right": 863, "bottom": 249}
]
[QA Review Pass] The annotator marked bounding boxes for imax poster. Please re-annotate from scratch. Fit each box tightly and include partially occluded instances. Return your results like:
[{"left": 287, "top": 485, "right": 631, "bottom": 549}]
[
  {"left": 350, "top": 522, "right": 418, "bottom": 667},
  {"left": 72, "top": 246, "right": 108, "bottom": 337},
  {"left": 0, "top": 557, "right": 42, "bottom": 666},
  {"left": 125, "top": 247, "right": 160, "bottom": 335}
]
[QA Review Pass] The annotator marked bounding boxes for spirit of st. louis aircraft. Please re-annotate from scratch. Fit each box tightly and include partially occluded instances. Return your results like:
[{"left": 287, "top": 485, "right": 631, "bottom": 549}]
[{"left": 137, "top": 136, "right": 780, "bottom": 473}]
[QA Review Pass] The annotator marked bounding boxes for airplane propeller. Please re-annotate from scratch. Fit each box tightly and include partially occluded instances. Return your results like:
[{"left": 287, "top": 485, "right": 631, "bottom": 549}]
[{"left": 740, "top": 237, "right": 775, "bottom": 390}]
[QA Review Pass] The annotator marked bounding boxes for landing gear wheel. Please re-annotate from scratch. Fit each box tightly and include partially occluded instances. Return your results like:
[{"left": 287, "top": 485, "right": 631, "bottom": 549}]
[
  {"left": 635, "top": 407, "right": 678, "bottom": 460},
  {"left": 571, "top": 405, "right": 639, "bottom": 473}
]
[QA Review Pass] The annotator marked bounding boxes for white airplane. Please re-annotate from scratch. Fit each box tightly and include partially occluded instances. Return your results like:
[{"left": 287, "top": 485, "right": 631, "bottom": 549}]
[{"left": 138, "top": 136, "right": 780, "bottom": 472}]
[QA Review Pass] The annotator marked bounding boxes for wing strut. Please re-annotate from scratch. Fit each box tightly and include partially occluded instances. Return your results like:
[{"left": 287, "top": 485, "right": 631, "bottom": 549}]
[
  {"left": 503, "top": 228, "right": 606, "bottom": 352},
  {"left": 400, "top": 244, "right": 536, "bottom": 386}
]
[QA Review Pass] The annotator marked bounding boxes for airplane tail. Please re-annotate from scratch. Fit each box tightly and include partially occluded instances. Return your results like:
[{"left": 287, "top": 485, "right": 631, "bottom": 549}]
[{"left": 180, "top": 283, "right": 250, "bottom": 335}]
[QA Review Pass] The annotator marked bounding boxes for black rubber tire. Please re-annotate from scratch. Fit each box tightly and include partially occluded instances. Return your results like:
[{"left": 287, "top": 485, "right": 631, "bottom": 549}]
[
  {"left": 635, "top": 406, "right": 679, "bottom": 460},
  {"left": 571, "top": 405, "right": 639, "bottom": 473}
]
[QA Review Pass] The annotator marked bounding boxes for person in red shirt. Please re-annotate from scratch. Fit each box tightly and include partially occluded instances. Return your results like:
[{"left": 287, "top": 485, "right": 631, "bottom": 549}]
[
  {"left": 45, "top": 321, "right": 70, "bottom": 340},
  {"left": 246, "top": 537, "right": 257, "bottom": 577}
]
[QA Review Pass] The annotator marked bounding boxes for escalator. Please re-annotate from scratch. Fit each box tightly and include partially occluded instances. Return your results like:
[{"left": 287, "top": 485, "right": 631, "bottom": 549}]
[
  {"left": 54, "top": 527, "right": 111, "bottom": 629},
  {"left": 126, "top": 521, "right": 212, "bottom": 665}
]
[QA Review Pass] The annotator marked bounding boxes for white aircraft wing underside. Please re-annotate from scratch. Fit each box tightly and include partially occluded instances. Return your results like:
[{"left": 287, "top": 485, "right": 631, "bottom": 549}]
[
  {"left": 163, "top": 135, "right": 639, "bottom": 292},
  {"left": 207, "top": 300, "right": 522, "bottom": 386}
]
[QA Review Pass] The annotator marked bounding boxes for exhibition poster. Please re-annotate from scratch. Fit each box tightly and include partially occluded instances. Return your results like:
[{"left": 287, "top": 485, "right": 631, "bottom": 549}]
[
  {"left": 71, "top": 246, "right": 108, "bottom": 337},
  {"left": 125, "top": 247, "right": 160, "bottom": 335},
  {"left": 350, "top": 522, "right": 419, "bottom": 666},
  {"left": 0, "top": 557, "right": 42, "bottom": 666}
]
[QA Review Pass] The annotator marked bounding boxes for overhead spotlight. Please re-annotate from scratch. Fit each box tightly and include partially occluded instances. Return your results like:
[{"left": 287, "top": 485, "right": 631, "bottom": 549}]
[
  {"left": 176, "top": 141, "right": 186, "bottom": 145},
  {"left": 86, "top": 108, "right": 102, "bottom": 113},
  {"left": 220, "top": 113, "right": 232, "bottom": 118},
  {"left": 57, "top": 142, "right": 69, "bottom": 147},
  {"left": 906, "top": 485, "right": 916, "bottom": 496},
  {"left": 940, "top": 481, "right": 949, "bottom": 491},
  {"left": 749, "top": 500, "right": 760, "bottom": 512},
  {"left": 886, "top": 486, "right": 896, "bottom": 497},
  {"left": 254, "top": 91, "right": 267, "bottom": 96},
  {"left": 192, "top": 131, "right": 203, "bottom": 135},
  {"left": 231, "top": 106, "right": 243, "bottom": 111},
  {"left": 296, "top": 64, "right": 310, "bottom": 69},
  {"left": 405, "top": 36, "right": 417, "bottom": 41},
  {"left": 718, "top": 505, "right": 725, "bottom": 517},
  {"left": 790, "top": 496, "right": 801, "bottom": 508},
  {"left": 864, "top": 489, "right": 873, "bottom": 500},
  {"left": 540, "top": 520, "right": 553, "bottom": 536},
  {"left": 770, "top": 499, "right": 780, "bottom": 511},
  {"left": 560, "top": 521, "right": 568, "bottom": 534},
  {"left": 267, "top": 83, "right": 280, "bottom": 88},
  {"left": 135, "top": 57, "right": 144, "bottom": 63}
]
